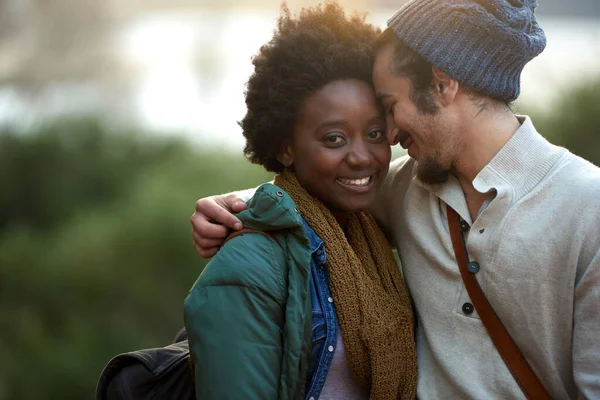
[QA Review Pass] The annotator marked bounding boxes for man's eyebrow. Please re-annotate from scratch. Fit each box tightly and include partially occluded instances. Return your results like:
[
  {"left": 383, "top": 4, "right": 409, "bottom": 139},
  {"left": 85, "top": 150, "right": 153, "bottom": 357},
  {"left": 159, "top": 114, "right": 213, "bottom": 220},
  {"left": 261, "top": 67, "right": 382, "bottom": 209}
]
[
  {"left": 376, "top": 92, "right": 393, "bottom": 102},
  {"left": 369, "top": 115, "right": 385, "bottom": 123}
]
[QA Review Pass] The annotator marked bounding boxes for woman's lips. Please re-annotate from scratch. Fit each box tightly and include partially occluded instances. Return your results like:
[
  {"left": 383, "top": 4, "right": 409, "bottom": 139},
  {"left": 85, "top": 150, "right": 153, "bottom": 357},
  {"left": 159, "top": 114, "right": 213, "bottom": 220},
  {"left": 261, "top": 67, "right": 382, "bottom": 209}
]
[{"left": 336, "top": 176, "right": 374, "bottom": 193}]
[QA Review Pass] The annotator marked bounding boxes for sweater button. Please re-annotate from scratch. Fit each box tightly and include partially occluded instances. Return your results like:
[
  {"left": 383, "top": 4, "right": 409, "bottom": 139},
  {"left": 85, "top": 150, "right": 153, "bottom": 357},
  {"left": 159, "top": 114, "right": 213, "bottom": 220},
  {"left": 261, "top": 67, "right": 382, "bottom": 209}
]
[
  {"left": 467, "top": 261, "right": 480, "bottom": 273},
  {"left": 462, "top": 302, "right": 474, "bottom": 315}
]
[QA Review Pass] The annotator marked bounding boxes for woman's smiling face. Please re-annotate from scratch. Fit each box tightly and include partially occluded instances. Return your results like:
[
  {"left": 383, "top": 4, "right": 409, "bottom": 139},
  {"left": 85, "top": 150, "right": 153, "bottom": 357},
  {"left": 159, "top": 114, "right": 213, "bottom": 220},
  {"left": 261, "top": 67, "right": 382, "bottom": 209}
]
[{"left": 280, "top": 79, "right": 391, "bottom": 217}]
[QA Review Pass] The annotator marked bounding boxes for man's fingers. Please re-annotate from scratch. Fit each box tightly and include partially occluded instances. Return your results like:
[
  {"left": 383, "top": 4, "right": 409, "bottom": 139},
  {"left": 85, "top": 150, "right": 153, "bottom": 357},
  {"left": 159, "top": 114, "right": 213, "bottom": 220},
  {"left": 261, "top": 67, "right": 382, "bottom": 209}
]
[
  {"left": 193, "top": 240, "right": 219, "bottom": 258},
  {"left": 221, "top": 194, "right": 247, "bottom": 218},
  {"left": 190, "top": 215, "right": 231, "bottom": 239},
  {"left": 191, "top": 193, "right": 246, "bottom": 258},
  {"left": 196, "top": 197, "right": 243, "bottom": 231},
  {"left": 193, "top": 231, "right": 225, "bottom": 249},
  {"left": 230, "top": 200, "right": 248, "bottom": 213}
]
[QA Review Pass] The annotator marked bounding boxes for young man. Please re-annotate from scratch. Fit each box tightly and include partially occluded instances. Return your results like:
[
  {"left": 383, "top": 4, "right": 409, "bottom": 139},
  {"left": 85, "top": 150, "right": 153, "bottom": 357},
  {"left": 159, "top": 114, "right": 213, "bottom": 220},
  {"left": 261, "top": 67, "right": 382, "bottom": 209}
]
[{"left": 191, "top": 0, "right": 600, "bottom": 398}]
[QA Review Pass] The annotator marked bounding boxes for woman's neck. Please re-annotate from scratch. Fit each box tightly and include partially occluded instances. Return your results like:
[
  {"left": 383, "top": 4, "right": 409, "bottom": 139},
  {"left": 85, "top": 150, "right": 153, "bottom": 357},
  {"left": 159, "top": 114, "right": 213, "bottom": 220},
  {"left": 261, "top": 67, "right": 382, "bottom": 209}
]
[{"left": 330, "top": 209, "right": 349, "bottom": 232}]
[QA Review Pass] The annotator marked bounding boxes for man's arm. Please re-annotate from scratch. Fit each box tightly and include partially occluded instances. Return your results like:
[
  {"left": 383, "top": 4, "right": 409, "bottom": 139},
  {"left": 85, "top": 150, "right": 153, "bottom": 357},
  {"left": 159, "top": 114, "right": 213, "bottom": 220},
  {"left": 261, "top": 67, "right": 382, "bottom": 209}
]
[
  {"left": 190, "top": 188, "right": 257, "bottom": 257},
  {"left": 573, "top": 248, "right": 600, "bottom": 398}
]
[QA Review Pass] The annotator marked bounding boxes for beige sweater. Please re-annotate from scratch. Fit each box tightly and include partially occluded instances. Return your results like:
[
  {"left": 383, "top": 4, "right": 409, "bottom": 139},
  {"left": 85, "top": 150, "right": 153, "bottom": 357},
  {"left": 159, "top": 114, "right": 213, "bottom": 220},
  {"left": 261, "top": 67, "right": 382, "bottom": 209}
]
[{"left": 370, "top": 116, "right": 600, "bottom": 399}]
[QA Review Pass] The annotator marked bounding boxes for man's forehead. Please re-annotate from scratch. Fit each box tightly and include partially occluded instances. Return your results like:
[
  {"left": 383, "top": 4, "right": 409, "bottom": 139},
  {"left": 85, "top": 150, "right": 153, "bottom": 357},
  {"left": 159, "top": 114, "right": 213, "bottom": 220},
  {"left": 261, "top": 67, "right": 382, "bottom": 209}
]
[
  {"left": 372, "top": 52, "right": 399, "bottom": 97},
  {"left": 373, "top": 45, "right": 396, "bottom": 81}
]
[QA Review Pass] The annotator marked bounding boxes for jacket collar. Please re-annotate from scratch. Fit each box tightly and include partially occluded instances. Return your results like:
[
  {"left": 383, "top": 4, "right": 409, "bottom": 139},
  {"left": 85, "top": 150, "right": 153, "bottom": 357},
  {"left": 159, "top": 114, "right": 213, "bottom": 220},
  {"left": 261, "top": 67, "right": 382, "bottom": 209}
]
[{"left": 236, "top": 183, "right": 305, "bottom": 231}]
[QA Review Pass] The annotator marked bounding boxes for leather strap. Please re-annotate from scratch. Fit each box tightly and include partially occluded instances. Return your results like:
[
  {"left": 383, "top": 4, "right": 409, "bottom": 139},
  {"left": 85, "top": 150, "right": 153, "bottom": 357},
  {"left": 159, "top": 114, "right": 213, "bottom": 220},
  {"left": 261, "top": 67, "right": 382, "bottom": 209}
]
[
  {"left": 446, "top": 205, "right": 552, "bottom": 399},
  {"left": 223, "top": 228, "right": 276, "bottom": 246}
]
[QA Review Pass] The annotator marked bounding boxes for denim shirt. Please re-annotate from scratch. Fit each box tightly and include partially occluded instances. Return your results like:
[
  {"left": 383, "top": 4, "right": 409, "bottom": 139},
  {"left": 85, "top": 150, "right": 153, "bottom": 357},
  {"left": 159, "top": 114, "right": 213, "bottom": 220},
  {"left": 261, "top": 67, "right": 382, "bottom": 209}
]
[{"left": 302, "top": 219, "right": 340, "bottom": 400}]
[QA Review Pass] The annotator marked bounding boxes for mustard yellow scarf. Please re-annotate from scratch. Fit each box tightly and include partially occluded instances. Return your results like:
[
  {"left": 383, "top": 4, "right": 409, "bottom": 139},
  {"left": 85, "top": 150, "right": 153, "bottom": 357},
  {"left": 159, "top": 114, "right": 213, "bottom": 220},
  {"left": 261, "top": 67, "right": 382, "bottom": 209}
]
[{"left": 274, "top": 170, "right": 417, "bottom": 399}]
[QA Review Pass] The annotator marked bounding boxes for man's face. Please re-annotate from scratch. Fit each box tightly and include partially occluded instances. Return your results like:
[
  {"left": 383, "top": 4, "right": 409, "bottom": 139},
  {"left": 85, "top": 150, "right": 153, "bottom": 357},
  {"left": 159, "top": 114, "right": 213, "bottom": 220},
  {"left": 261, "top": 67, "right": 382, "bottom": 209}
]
[{"left": 372, "top": 44, "right": 460, "bottom": 184}]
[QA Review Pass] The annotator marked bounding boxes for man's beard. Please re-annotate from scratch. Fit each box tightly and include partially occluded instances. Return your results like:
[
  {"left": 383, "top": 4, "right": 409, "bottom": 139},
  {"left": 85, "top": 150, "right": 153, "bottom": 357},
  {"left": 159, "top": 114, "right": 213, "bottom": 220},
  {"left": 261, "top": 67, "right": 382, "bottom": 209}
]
[{"left": 417, "top": 155, "right": 451, "bottom": 184}]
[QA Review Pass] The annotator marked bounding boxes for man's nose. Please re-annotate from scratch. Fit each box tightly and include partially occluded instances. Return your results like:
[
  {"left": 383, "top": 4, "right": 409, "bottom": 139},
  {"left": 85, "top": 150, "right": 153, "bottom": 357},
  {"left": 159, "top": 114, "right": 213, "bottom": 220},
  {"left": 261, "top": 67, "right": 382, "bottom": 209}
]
[
  {"left": 386, "top": 127, "right": 400, "bottom": 146},
  {"left": 385, "top": 114, "right": 400, "bottom": 146}
]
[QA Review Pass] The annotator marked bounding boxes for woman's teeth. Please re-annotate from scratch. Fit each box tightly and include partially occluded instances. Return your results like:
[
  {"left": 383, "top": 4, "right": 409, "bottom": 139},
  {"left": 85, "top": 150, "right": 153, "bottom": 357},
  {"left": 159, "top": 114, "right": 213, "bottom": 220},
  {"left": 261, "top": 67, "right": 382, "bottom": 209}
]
[{"left": 337, "top": 176, "right": 371, "bottom": 186}]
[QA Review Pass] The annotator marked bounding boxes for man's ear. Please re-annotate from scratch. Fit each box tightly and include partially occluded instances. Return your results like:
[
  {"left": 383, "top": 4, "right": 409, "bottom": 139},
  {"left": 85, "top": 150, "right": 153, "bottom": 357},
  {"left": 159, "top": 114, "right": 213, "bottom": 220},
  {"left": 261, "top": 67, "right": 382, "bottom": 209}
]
[
  {"left": 432, "top": 67, "right": 459, "bottom": 106},
  {"left": 276, "top": 143, "right": 294, "bottom": 168}
]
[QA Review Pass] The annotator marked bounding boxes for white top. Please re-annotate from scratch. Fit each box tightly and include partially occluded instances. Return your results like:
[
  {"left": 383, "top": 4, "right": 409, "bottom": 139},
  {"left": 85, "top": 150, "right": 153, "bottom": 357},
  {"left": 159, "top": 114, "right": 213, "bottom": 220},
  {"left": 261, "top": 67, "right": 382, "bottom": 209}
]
[
  {"left": 370, "top": 116, "right": 600, "bottom": 399},
  {"left": 318, "top": 330, "right": 369, "bottom": 400}
]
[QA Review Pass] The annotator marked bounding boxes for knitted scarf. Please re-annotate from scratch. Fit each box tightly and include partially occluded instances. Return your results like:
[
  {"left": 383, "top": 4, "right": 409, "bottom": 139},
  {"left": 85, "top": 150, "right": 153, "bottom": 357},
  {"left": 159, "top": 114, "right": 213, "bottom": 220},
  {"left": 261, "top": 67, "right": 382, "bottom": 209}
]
[{"left": 274, "top": 170, "right": 418, "bottom": 400}]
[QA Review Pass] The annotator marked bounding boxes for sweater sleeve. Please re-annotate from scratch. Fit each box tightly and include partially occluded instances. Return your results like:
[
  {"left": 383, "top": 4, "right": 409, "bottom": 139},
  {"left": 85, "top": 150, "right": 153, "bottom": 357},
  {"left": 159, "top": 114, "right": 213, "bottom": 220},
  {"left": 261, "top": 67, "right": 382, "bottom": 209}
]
[
  {"left": 573, "top": 248, "right": 600, "bottom": 399},
  {"left": 184, "top": 233, "right": 287, "bottom": 400}
]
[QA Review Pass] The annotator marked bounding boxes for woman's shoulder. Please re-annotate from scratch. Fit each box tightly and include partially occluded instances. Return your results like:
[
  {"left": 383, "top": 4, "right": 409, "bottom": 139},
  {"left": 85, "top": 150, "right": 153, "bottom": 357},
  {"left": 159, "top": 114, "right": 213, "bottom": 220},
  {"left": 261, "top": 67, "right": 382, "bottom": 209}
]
[
  {"left": 244, "top": 184, "right": 303, "bottom": 230},
  {"left": 193, "top": 230, "right": 288, "bottom": 299}
]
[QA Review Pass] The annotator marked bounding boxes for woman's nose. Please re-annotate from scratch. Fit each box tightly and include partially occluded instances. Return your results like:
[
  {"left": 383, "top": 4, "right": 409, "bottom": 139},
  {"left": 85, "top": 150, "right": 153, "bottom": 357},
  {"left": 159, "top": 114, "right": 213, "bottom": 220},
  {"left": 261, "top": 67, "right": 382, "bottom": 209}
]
[{"left": 346, "top": 141, "right": 372, "bottom": 167}]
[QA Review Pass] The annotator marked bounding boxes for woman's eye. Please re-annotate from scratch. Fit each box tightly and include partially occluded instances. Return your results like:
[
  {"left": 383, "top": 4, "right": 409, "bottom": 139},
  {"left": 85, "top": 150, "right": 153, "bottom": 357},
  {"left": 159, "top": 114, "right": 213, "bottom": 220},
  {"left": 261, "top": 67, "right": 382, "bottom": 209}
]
[
  {"left": 368, "top": 129, "right": 384, "bottom": 140},
  {"left": 324, "top": 133, "right": 345, "bottom": 145}
]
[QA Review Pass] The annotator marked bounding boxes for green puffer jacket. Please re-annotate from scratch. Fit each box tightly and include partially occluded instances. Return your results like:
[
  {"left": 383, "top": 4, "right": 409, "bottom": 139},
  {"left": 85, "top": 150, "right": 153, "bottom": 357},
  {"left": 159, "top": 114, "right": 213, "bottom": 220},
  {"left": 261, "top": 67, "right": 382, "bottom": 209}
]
[{"left": 184, "top": 183, "right": 313, "bottom": 400}]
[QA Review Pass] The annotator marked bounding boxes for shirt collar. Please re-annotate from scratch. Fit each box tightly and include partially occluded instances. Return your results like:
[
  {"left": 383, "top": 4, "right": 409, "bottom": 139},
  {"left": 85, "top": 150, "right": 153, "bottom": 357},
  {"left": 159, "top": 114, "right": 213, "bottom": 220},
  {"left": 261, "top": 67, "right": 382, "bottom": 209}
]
[{"left": 301, "top": 218, "right": 327, "bottom": 265}]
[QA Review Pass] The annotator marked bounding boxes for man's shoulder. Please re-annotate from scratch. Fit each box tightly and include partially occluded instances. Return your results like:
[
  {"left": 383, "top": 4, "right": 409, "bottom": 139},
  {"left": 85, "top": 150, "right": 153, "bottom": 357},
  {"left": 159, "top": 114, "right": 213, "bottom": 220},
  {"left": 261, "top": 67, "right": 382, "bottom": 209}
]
[
  {"left": 553, "top": 151, "right": 600, "bottom": 197},
  {"left": 389, "top": 154, "right": 416, "bottom": 174},
  {"left": 385, "top": 155, "right": 417, "bottom": 187}
]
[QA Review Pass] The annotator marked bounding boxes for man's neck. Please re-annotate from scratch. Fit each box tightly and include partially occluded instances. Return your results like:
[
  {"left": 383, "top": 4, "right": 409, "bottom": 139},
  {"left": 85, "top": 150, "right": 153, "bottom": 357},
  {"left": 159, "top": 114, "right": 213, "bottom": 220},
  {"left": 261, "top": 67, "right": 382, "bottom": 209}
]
[{"left": 453, "top": 110, "right": 522, "bottom": 220}]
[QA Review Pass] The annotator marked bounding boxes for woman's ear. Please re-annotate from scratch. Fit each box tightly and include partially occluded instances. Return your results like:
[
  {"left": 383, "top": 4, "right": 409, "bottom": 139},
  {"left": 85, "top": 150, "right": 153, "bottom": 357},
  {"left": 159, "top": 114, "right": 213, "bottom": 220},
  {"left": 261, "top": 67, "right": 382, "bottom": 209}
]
[{"left": 276, "top": 143, "right": 294, "bottom": 168}]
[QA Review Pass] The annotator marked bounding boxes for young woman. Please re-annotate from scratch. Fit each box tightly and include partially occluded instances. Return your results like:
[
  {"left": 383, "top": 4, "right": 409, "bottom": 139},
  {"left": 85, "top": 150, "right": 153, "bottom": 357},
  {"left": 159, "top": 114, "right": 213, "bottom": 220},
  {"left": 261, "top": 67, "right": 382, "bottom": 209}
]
[{"left": 184, "top": 3, "right": 417, "bottom": 399}]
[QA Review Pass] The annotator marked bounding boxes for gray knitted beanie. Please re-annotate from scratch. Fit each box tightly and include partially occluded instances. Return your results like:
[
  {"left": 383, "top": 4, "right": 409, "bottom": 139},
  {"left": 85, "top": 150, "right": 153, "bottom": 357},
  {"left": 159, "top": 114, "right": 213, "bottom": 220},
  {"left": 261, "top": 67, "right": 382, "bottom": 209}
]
[{"left": 387, "top": 0, "right": 546, "bottom": 102}]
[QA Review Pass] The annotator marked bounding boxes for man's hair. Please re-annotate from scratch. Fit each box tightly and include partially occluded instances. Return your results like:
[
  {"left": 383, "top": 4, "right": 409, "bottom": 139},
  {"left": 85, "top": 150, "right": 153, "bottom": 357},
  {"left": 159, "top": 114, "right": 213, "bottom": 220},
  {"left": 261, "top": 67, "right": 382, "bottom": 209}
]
[
  {"left": 240, "top": 2, "right": 380, "bottom": 173},
  {"left": 375, "top": 28, "right": 511, "bottom": 115},
  {"left": 375, "top": 28, "right": 439, "bottom": 115}
]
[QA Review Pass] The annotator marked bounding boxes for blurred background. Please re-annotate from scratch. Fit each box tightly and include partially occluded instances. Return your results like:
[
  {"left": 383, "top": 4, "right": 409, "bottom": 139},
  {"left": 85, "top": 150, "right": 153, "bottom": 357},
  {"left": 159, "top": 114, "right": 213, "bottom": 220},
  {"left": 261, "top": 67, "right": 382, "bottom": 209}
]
[{"left": 0, "top": 0, "right": 598, "bottom": 398}]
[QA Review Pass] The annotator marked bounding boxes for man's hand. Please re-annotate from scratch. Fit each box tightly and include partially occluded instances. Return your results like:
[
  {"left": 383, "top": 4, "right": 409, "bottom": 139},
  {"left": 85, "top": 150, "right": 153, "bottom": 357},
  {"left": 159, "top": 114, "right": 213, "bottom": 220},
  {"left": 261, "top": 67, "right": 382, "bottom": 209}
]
[{"left": 191, "top": 194, "right": 248, "bottom": 258}]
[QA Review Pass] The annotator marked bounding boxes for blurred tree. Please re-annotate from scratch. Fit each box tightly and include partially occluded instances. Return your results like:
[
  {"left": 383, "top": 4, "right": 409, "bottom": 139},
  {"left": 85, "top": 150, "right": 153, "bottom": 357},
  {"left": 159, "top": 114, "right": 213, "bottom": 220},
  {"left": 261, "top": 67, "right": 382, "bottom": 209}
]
[
  {"left": 0, "top": 0, "right": 116, "bottom": 89},
  {"left": 527, "top": 78, "right": 600, "bottom": 166},
  {"left": 0, "top": 117, "right": 271, "bottom": 399}
]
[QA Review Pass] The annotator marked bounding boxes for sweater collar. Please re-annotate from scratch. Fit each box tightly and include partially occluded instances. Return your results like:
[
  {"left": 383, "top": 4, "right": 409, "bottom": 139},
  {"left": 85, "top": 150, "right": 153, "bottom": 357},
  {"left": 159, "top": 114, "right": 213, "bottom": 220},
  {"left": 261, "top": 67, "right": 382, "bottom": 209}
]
[
  {"left": 471, "top": 116, "right": 564, "bottom": 200},
  {"left": 414, "top": 115, "right": 564, "bottom": 220}
]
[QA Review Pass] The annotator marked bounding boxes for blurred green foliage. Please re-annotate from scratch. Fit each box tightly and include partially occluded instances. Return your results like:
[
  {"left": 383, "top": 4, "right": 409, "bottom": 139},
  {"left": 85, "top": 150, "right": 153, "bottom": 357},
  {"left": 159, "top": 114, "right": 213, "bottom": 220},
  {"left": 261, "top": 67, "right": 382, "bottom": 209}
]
[
  {"left": 525, "top": 79, "right": 600, "bottom": 166},
  {"left": 0, "top": 78, "right": 598, "bottom": 399},
  {"left": 0, "top": 118, "right": 272, "bottom": 399}
]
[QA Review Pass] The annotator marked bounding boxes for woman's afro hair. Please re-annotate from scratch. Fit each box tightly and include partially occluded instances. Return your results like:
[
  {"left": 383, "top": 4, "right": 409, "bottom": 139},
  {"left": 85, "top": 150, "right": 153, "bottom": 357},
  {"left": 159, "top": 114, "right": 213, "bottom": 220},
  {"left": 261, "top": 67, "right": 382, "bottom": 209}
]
[{"left": 240, "top": 2, "right": 381, "bottom": 172}]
